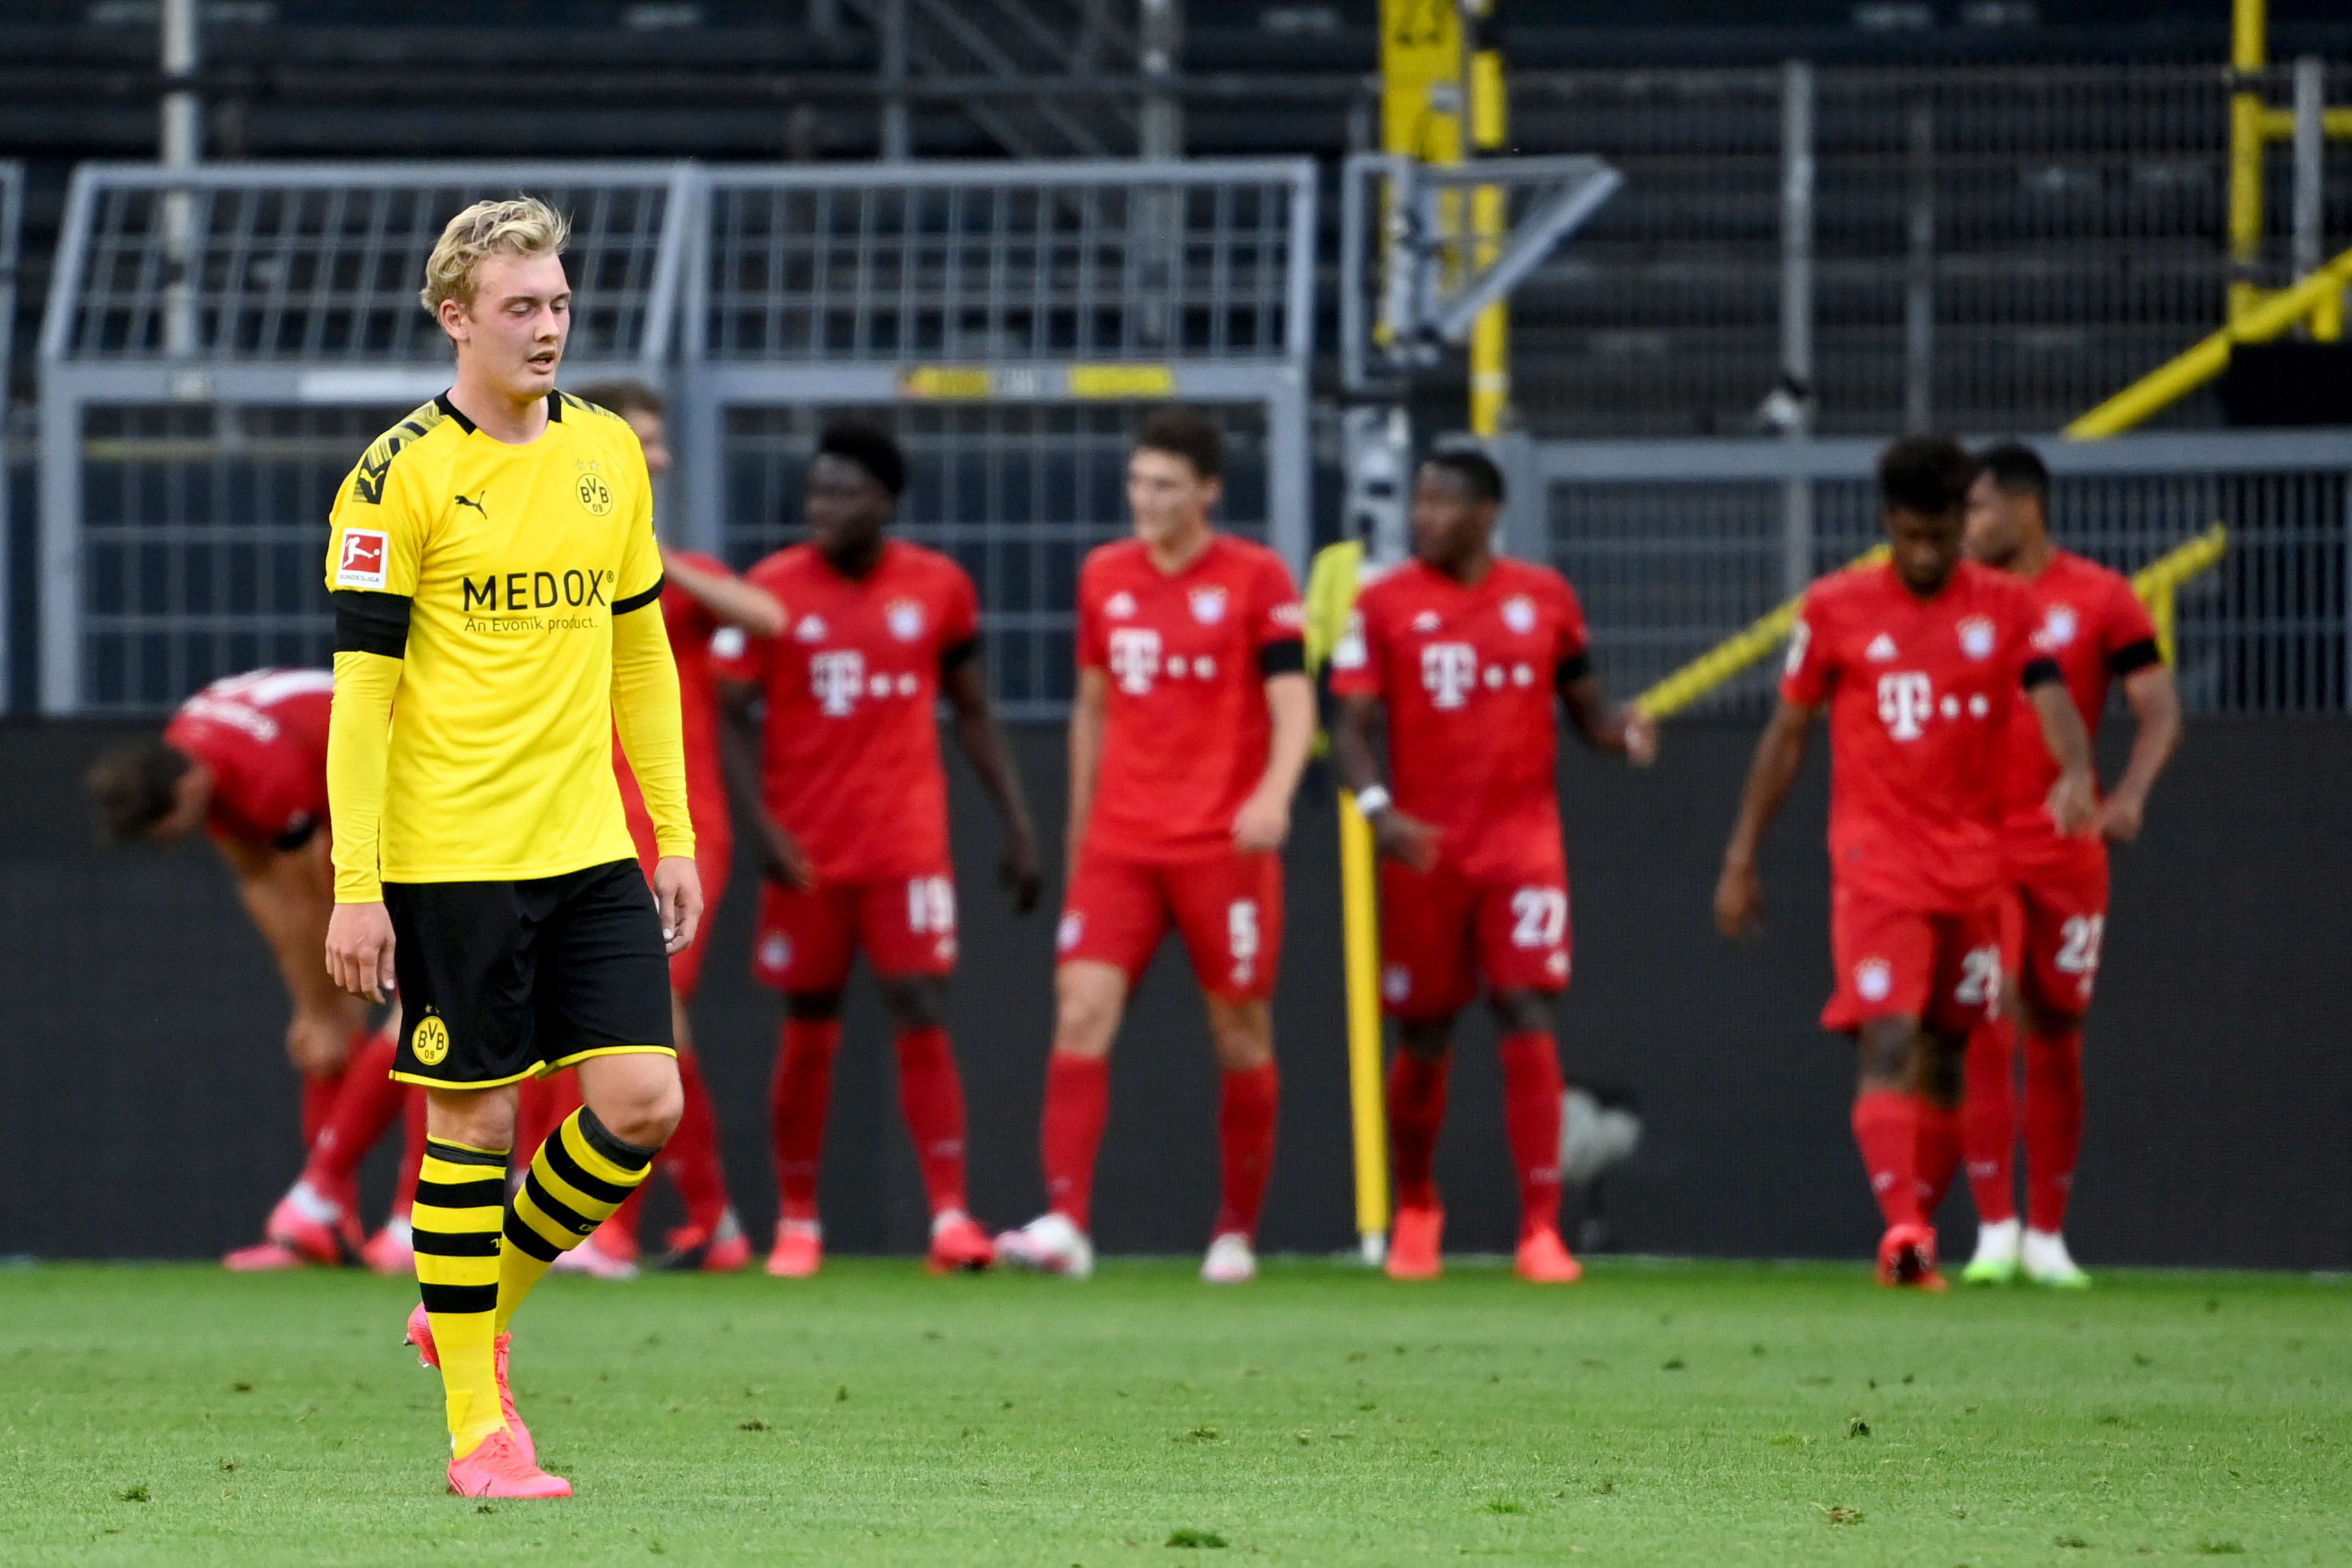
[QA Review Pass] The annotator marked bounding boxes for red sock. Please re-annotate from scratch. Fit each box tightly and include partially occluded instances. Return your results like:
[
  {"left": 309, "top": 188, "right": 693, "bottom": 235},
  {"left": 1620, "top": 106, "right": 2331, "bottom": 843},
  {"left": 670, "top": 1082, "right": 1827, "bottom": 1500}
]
[
  {"left": 1963, "top": 1015, "right": 2020, "bottom": 1224},
  {"left": 515, "top": 1073, "right": 579, "bottom": 1177},
  {"left": 1852, "top": 1089, "right": 1926, "bottom": 1229},
  {"left": 893, "top": 1025, "right": 970, "bottom": 1218},
  {"left": 1385, "top": 1050, "right": 1451, "bottom": 1211},
  {"left": 1917, "top": 1100, "right": 1963, "bottom": 1217},
  {"left": 2023, "top": 1022, "right": 2086, "bottom": 1233},
  {"left": 1497, "top": 1030, "right": 1566, "bottom": 1241},
  {"left": 662, "top": 1052, "right": 733, "bottom": 1236},
  {"left": 1214, "top": 1063, "right": 1280, "bottom": 1241},
  {"left": 1039, "top": 1052, "right": 1111, "bottom": 1232},
  {"left": 391, "top": 1089, "right": 426, "bottom": 1221},
  {"left": 771, "top": 1018, "right": 842, "bottom": 1223},
  {"left": 300, "top": 1068, "right": 345, "bottom": 1152},
  {"left": 300, "top": 1029, "right": 405, "bottom": 1204}
]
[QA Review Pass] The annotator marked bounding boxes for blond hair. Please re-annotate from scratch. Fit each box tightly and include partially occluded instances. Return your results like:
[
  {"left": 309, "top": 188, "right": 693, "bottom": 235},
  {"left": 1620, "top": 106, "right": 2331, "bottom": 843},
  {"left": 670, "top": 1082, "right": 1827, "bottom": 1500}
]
[{"left": 419, "top": 196, "right": 571, "bottom": 314}]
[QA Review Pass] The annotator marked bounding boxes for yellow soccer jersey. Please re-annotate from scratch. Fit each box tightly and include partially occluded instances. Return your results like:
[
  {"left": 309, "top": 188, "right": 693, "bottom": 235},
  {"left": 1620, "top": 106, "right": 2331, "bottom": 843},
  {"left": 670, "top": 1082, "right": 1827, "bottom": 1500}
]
[{"left": 321, "top": 391, "right": 691, "bottom": 898}]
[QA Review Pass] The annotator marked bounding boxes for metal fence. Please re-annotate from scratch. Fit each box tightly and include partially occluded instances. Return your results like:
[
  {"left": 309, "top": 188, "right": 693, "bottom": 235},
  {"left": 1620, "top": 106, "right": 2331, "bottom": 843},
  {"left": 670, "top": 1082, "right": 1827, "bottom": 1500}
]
[
  {"left": 1522, "top": 429, "right": 2352, "bottom": 716},
  {"left": 34, "top": 162, "right": 694, "bottom": 714},
  {"left": 677, "top": 159, "right": 1317, "bottom": 717}
]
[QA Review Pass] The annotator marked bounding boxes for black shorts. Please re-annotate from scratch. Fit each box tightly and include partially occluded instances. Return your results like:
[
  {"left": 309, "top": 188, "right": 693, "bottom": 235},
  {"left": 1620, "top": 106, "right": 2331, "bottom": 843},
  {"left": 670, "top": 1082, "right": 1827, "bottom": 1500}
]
[{"left": 386, "top": 859, "right": 675, "bottom": 1089}]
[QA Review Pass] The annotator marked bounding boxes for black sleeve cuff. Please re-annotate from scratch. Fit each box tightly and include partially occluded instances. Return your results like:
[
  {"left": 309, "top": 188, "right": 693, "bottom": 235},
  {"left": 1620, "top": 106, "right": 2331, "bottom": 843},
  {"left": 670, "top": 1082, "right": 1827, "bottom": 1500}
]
[
  {"left": 1554, "top": 651, "right": 1592, "bottom": 691},
  {"left": 939, "top": 636, "right": 979, "bottom": 673},
  {"left": 2107, "top": 637, "right": 2162, "bottom": 677},
  {"left": 1257, "top": 637, "right": 1306, "bottom": 678},
  {"left": 612, "top": 574, "right": 666, "bottom": 616},
  {"left": 331, "top": 590, "right": 412, "bottom": 658},
  {"left": 2021, "top": 656, "right": 2063, "bottom": 691}
]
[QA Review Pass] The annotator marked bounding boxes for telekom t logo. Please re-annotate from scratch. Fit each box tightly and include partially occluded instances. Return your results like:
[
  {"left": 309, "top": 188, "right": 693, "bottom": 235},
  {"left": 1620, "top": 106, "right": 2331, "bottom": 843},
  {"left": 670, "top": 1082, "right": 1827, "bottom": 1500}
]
[
  {"left": 811, "top": 650, "right": 866, "bottom": 716},
  {"left": 1877, "top": 672, "right": 1933, "bottom": 741},
  {"left": 1421, "top": 643, "right": 1479, "bottom": 709},
  {"left": 1108, "top": 627, "right": 1162, "bottom": 694}
]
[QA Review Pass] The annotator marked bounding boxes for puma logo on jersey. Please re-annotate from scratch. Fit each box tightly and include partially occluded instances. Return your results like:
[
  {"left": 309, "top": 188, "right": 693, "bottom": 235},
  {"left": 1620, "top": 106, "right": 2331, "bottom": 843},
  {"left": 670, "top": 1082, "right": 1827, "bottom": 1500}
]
[{"left": 454, "top": 491, "right": 489, "bottom": 518}]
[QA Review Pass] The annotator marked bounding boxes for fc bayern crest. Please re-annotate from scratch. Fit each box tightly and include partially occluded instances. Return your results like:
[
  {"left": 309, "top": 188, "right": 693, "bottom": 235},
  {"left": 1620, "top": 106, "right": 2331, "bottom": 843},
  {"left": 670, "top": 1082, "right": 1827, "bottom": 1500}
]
[
  {"left": 1188, "top": 586, "right": 1228, "bottom": 625},
  {"left": 886, "top": 599, "right": 927, "bottom": 641},
  {"left": 1957, "top": 616, "right": 1996, "bottom": 660},
  {"left": 1502, "top": 595, "right": 1537, "bottom": 634},
  {"left": 2042, "top": 604, "right": 2079, "bottom": 646}
]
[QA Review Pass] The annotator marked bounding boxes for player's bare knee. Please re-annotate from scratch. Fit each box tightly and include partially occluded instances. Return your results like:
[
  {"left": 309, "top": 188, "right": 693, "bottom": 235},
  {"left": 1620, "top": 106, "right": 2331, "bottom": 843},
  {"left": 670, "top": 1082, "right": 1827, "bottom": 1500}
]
[
  {"left": 596, "top": 1077, "right": 682, "bottom": 1150},
  {"left": 1205, "top": 996, "right": 1273, "bottom": 1072},
  {"left": 1398, "top": 1017, "right": 1454, "bottom": 1060},
  {"left": 1052, "top": 965, "right": 1124, "bottom": 1059},
  {"left": 1489, "top": 989, "right": 1556, "bottom": 1038},
  {"left": 881, "top": 976, "right": 948, "bottom": 1033},
  {"left": 426, "top": 1086, "right": 516, "bottom": 1153},
  {"left": 1917, "top": 1030, "right": 1965, "bottom": 1107},
  {"left": 1854, "top": 1019, "right": 1916, "bottom": 1091},
  {"left": 785, "top": 989, "right": 846, "bottom": 1022}
]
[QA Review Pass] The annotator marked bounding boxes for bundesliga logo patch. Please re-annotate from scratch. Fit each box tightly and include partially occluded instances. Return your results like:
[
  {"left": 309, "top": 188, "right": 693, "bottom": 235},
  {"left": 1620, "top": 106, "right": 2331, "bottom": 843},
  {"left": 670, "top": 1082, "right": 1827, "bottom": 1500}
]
[{"left": 336, "top": 529, "right": 389, "bottom": 589}]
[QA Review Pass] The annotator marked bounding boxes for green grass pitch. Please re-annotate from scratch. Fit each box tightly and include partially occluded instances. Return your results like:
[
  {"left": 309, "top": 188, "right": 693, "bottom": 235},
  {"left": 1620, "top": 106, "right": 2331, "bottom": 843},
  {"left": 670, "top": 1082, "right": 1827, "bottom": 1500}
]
[{"left": 5, "top": 1258, "right": 2345, "bottom": 1565}]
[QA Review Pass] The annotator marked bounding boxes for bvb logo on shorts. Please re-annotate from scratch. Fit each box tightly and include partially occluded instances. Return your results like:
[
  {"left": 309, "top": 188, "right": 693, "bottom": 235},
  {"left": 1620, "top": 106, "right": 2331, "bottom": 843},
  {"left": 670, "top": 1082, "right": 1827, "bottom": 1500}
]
[
  {"left": 412, "top": 1013, "right": 452, "bottom": 1067},
  {"left": 577, "top": 472, "right": 614, "bottom": 516}
]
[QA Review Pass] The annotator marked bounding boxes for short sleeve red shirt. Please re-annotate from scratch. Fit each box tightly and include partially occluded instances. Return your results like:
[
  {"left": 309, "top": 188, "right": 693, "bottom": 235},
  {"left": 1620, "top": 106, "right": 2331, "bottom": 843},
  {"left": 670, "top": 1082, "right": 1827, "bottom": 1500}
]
[
  {"left": 1328, "top": 557, "right": 1588, "bottom": 881},
  {"left": 614, "top": 550, "right": 739, "bottom": 869},
  {"left": 1996, "top": 550, "right": 2159, "bottom": 864},
  {"left": 1076, "top": 534, "right": 1306, "bottom": 864},
  {"left": 1782, "top": 559, "right": 2047, "bottom": 910},
  {"left": 715, "top": 540, "right": 978, "bottom": 883},
  {"left": 162, "top": 667, "right": 336, "bottom": 850}
]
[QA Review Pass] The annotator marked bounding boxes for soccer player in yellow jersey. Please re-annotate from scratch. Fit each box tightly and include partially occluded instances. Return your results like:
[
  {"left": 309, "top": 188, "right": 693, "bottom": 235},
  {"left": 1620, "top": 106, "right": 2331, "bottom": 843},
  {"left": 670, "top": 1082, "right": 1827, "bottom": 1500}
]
[{"left": 319, "top": 198, "right": 700, "bottom": 1499}]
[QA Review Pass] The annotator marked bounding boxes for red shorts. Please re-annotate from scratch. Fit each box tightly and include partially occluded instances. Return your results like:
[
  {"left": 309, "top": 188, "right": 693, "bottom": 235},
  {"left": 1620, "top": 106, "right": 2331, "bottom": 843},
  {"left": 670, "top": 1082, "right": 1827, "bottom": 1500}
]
[
  {"left": 1998, "top": 855, "right": 2110, "bottom": 1018},
  {"left": 1057, "top": 849, "right": 1283, "bottom": 1002},
  {"left": 752, "top": 869, "right": 959, "bottom": 994},
  {"left": 1823, "top": 884, "right": 2002, "bottom": 1036},
  {"left": 1377, "top": 860, "right": 1571, "bottom": 1021},
  {"left": 630, "top": 835, "right": 730, "bottom": 1002}
]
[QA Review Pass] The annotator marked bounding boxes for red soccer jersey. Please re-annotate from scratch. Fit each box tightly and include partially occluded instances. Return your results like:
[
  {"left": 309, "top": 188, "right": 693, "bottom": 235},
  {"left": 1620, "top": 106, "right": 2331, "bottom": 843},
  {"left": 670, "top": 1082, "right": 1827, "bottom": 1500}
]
[
  {"left": 1075, "top": 534, "right": 1306, "bottom": 864},
  {"left": 1328, "top": 556, "right": 1589, "bottom": 881},
  {"left": 615, "top": 550, "right": 738, "bottom": 870},
  {"left": 1782, "top": 559, "right": 2049, "bottom": 911},
  {"left": 717, "top": 540, "right": 979, "bottom": 883},
  {"left": 1996, "top": 550, "right": 2160, "bottom": 865},
  {"left": 162, "top": 667, "right": 336, "bottom": 850}
]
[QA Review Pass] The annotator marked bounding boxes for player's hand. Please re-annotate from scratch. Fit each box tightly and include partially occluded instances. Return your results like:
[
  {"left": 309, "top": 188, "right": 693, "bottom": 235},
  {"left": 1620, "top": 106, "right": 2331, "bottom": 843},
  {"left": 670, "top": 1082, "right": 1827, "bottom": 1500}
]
[
  {"left": 2093, "top": 786, "right": 2146, "bottom": 843},
  {"left": 325, "top": 901, "right": 397, "bottom": 1003},
  {"left": 1714, "top": 855, "right": 1764, "bottom": 940},
  {"left": 1232, "top": 787, "right": 1292, "bottom": 854},
  {"left": 1000, "top": 828, "right": 1044, "bottom": 914},
  {"left": 758, "top": 812, "right": 816, "bottom": 890},
  {"left": 284, "top": 1011, "right": 352, "bottom": 1076},
  {"left": 1622, "top": 705, "right": 1659, "bottom": 768},
  {"left": 653, "top": 855, "right": 704, "bottom": 956},
  {"left": 2047, "top": 768, "right": 2098, "bottom": 838},
  {"left": 1371, "top": 808, "right": 1442, "bottom": 873}
]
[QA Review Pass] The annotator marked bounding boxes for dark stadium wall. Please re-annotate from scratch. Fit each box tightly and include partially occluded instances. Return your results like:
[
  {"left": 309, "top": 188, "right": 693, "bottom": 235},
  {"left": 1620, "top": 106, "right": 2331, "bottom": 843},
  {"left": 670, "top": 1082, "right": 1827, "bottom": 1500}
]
[{"left": 3, "top": 718, "right": 2346, "bottom": 1271}]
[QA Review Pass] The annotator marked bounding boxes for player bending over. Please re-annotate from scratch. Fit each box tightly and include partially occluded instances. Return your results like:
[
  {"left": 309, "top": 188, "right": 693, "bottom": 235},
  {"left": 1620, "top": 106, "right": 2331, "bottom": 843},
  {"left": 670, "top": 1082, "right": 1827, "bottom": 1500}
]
[
  {"left": 1957, "top": 443, "right": 2181, "bottom": 1287},
  {"left": 1716, "top": 435, "right": 2096, "bottom": 1289},
  {"left": 517, "top": 379, "right": 784, "bottom": 1280},
  {"left": 89, "top": 668, "right": 423, "bottom": 1273},
  {"left": 997, "top": 406, "right": 1313, "bottom": 1284},
  {"left": 322, "top": 197, "right": 699, "bottom": 1499},
  {"left": 717, "top": 422, "right": 1042, "bottom": 1278},
  {"left": 1329, "top": 448, "right": 1655, "bottom": 1284}
]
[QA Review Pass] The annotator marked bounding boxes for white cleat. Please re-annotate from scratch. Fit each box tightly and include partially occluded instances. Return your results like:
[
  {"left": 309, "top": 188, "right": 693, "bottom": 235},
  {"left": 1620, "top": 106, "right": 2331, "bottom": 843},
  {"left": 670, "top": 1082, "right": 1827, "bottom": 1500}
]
[
  {"left": 2022, "top": 1227, "right": 2091, "bottom": 1289},
  {"left": 994, "top": 1212, "right": 1094, "bottom": 1280},
  {"left": 1201, "top": 1232, "right": 1258, "bottom": 1284},
  {"left": 1961, "top": 1217, "right": 2022, "bottom": 1285},
  {"left": 552, "top": 1233, "right": 641, "bottom": 1280}
]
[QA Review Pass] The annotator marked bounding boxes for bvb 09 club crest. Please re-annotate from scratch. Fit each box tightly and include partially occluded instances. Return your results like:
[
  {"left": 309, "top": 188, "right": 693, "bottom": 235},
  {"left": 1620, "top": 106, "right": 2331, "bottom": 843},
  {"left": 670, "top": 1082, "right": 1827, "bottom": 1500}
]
[
  {"left": 411, "top": 1014, "right": 451, "bottom": 1066},
  {"left": 577, "top": 472, "right": 615, "bottom": 516}
]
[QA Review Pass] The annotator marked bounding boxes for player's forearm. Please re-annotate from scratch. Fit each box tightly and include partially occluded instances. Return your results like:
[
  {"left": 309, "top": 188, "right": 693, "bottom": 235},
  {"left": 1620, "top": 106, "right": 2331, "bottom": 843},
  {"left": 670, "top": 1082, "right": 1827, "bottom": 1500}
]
[
  {"left": 1724, "top": 706, "right": 1811, "bottom": 866},
  {"left": 953, "top": 708, "right": 1038, "bottom": 844},
  {"left": 1065, "top": 684, "right": 1106, "bottom": 850},
  {"left": 611, "top": 606, "right": 695, "bottom": 860},
  {"left": 1560, "top": 675, "right": 1632, "bottom": 754},
  {"left": 1256, "top": 673, "right": 1315, "bottom": 802},
  {"left": 325, "top": 649, "right": 401, "bottom": 903},
  {"left": 666, "top": 552, "right": 787, "bottom": 638},
  {"left": 235, "top": 857, "right": 348, "bottom": 1019},
  {"left": 2030, "top": 682, "right": 2095, "bottom": 781},
  {"left": 2113, "top": 666, "right": 2182, "bottom": 805},
  {"left": 1329, "top": 695, "right": 1387, "bottom": 798}
]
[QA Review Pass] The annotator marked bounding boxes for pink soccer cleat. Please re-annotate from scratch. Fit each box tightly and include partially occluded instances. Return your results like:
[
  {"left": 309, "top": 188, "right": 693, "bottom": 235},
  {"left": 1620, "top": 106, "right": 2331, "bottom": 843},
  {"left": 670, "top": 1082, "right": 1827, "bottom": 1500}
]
[
  {"left": 551, "top": 1232, "right": 640, "bottom": 1280},
  {"left": 1385, "top": 1205, "right": 1444, "bottom": 1282},
  {"left": 765, "top": 1220, "right": 823, "bottom": 1278},
  {"left": 927, "top": 1212, "right": 997, "bottom": 1274},
  {"left": 446, "top": 1428, "right": 570, "bottom": 1499},
  {"left": 264, "top": 1192, "right": 358, "bottom": 1267},
  {"left": 1514, "top": 1227, "right": 1584, "bottom": 1285},
  {"left": 406, "top": 1303, "right": 535, "bottom": 1466},
  {"left": 222, "top": 1239, "right": 306, "bottom": 1271},
  {"left": 1876, "top": 1221, "right": 1948, "bottom": 1291},
  {"left": 360, "top": 1221, "right": 414, "bottom": 1277}
]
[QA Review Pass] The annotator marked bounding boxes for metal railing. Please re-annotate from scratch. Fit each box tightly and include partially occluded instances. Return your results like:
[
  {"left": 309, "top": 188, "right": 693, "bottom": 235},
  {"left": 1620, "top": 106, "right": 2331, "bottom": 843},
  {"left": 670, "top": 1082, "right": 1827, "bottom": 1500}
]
[{"left": 1521, "top": 429, "right": 2352, "bottom": 717}]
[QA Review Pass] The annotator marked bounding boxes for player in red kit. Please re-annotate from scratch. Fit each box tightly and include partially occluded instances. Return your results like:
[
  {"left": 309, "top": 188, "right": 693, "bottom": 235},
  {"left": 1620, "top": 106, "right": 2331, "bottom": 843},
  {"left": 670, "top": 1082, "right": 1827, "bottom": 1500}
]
[
  {"left": 1956, "top": 443, "right": 2181, "bottom": 1288},
  {"left": 1716, "top": 436, "right": 2098, "bottom": 1289},
  {"left": 719, "top": 422, "right": 1043, "bottom": 1278},
  {"left": 88, "top": 667, "right": 423, "bottom": 1271},
  {"left": 1328, "top": 449, "right": 1656, "bottom": 1284},
  {"left": 996, "top": 406, "right": 1315, "bottom": 1285},
  {"left": 515, "top": 381, "right": 783, "bottom": 1279}
]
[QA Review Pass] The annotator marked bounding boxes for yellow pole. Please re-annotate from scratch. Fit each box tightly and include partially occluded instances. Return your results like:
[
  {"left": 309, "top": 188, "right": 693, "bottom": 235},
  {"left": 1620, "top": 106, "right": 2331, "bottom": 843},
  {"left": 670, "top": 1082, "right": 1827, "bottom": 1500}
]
[
  {"left": 1338, "top": 794, "right": 1391, "bottom": 1261},
  {"left": 2228, "top": 0, "right": 2267, "bottom": 323},
  {"left": 1467, "top": 25, "right": 1510, "bottom": 438}
]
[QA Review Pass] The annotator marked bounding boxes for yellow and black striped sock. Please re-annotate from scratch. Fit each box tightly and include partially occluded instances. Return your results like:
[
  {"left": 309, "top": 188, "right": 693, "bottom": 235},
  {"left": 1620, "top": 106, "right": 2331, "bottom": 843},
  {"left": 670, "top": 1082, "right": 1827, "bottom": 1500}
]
[
  {"left": 412, "top": 1139, "right": 511, "bottom": 1459},
  {"left": 498, "top": 1106, "right": 658, "bottom": 1333}
]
